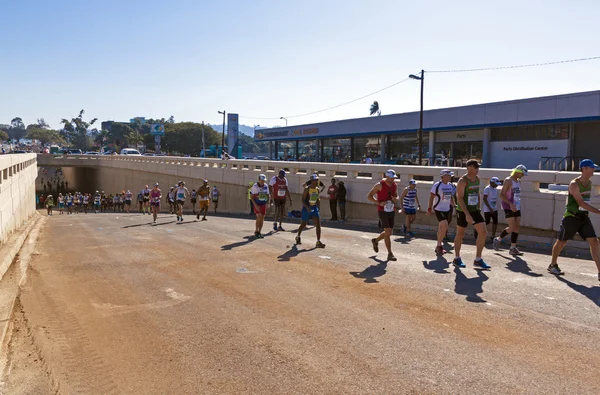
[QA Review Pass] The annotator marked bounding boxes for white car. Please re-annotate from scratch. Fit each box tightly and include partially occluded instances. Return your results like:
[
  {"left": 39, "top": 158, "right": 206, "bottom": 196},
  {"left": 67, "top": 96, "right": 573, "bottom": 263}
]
[
  {"left": 120, "top": 148, "right": 142, "bottom": 156},
  {"left": 84, "top": 151, "right": 99, "bottom": 155}
]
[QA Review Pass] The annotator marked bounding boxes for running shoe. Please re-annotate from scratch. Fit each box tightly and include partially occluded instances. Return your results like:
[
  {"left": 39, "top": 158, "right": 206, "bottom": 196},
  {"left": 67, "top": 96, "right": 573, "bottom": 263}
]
[
  {"left": 196, "top": 213, "right": 200, "bottom": 220},
  {"left": 547, "top": 264, "right": 564, "bottom": 275},
  {"left": 493, "top": 237, "right": 501, "bottom": 251},
  {"left": 316, "top": 241, "right": 326, "bottom": 248},
  {"left": 254, "top": 231, "right": 259, "bottom": 238},
  {"left": 407, "top": 231, "right": 416, "bottom": 237},
  {"left": 295, "top": 236, "right": 301, "bottom": 245},
  {"left": 371, "top": 238, "right": 379, "bottom": 253},
  {"left": 509, "top": 247, "right": 524, "bottom": 256},
  {"left": 202, "top": 218, "right": 207, "bottom": 221},
  {"left": 257, "top": 233, "right": 264, "bottom": 239},
  {"left": 435, "top": 246, "right": 446, "bottom": 256},
  {"left": 278, "top": 226, "right": 285, "bottom": 231},
  {"left": 452, "top": 257, "right": 466, "bottom": 268},
  {"left": 474, "top": 259, "right": 491, "bottom": 270},
  {"left": 387, "top": 253, "right": 397, "bottom": 262},
  {"left": 273, "top": 222, "right": 278, "bottom": 231},
  {"left": 180, "top": 217, "right": 184, "bottom": 223},
  {"left": 402, "top": 224, "right": 407, "bottom": 234}
]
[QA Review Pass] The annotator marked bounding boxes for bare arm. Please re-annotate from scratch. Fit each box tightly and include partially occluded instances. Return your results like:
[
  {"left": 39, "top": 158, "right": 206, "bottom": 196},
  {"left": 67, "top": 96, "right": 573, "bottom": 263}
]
[
  {"left": 367, "top": 183, "right": 384, "bottom": 206},
  {"left": 427, "top": 192, "right": 435, "bottom": 214},
  {"left": 455, "top": 179, "right": 470, "bottom": 215},
  {"left": 569, "top": 180, "right": 600, "bottom": 214},
  {"left": 499, "top": 178, "right": 513, "bottom": 205},
  {"left": 483, "top": 192, "right": 493, "bottom": 212},
  {"left": 302, "top": 187, "right": 310, "bottom": 210}
]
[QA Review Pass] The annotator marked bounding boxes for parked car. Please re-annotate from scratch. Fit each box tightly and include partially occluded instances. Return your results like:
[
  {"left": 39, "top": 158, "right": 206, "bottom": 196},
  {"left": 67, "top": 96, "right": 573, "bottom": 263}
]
[
  {"left": 120, "top": 148, "right": 141, "bottom": 156},
  {"left": 253, "top": 156, "right": 269, "bottom": 160},
  {"left": 84, "top": 151, "right": 99, "bottom": 155},
  {"left": 12, "top": 150, "right": 27, "bottom": 154},
  {"left": 66, "top": 149, "right": 82, "bottom": 155}
]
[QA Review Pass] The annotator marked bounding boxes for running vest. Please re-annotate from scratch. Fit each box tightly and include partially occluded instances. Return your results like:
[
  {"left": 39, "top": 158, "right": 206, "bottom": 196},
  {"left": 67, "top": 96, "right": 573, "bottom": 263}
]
[
  {"left": 376, "top": 180, "right": 397, "bottom": 213},
  {"left": 456, "top": 176, "right": 480, "bottom": 212},
  {"left": 126, "top": 192, "right": 133, "bottom": 200},
  {"left": 83, "top": 196, "right": 89, "bottom": 204},
  {"left": 94, "top": 195, "right": 101, "bottom": 204},
  {"left": 58, "top": 196, "right": 64, "bottom": 203},
  {"left": 198, "top": 186, "right": 210, "bottom": 200},
  {"left": 564, "top": 178, "right": 592, "bottom": 217},
  {"left": 176, "top": 187, "right": 186, "bottom": 201},
  {"left": 306, "top": 186, "right": 319, "bottom": 206},
  {"left": 403, "top": 187, "right": 417, "bottom": 209},
  {"left": 501, "top": 178, "right": 522, "bottom": 211},
  {"left": 431, "top": 181, "right": 454, "bottom": 212},
  {"left": 191, "top": 191, "right": 197, "bottom": 199},
  {"left": 253, "top": 183, "right": 269, "bottom": 205},
  {"left": 272, "top": 177, "right": 288, "bottom": 199},
  {"left": 46, "top": 197, "right": 54, "bottom": 206},
  {"left": 211, "top": 189, "right": 219, "bottom": 201},
  {"left": 151, "top": 189, "right": 161, "bottom": 203}
]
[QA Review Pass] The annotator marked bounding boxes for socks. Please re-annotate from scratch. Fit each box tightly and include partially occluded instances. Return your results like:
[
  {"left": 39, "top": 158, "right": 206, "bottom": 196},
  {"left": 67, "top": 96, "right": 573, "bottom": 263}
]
[
  {"left": 499, "top": 229, "right": 509, "bottom": 239},
  {"left": 511, "top": 232, "right": 519, "bottom": 244}
]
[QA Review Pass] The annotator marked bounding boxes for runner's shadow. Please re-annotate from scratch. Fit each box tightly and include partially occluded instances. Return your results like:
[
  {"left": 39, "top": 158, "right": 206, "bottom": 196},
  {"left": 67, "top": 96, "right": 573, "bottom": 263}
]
[
  {"left": 350, "top": 256, "right": 388, "bottom": 283},
  {"left": 277, "top": 245, "right": 317, "bottom": 261},
  {"left": 555, "top": 276, "right": 600, "bottom": 307},
  {"left": 122, "top": 222, "right": 153, "bottom": 228},
  {"left": 221, "top": 236, "right": 255, "bottom": 251},
  {"left": 422, "top": 257, "right": 450, "bottom": 274},
  {"left": 393, "top": 236, "right": 412, "bottom": 245},
  {"left": 153, "top": 221, "right": 176, "bottom": 226},
  {"left": 454, "top": 267, "right": 488, "bottom": 303},
  {"left": 496, "top": 254, "right": 543, "bottom": 277},
  {"left": 290, "top": 227, "right": 314, "bottom": 234}
]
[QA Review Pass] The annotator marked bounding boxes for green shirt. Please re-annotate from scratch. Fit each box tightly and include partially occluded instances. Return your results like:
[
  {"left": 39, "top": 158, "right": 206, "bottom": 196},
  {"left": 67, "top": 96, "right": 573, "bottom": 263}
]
[
  {"left": 456, "top": 176, "right": 480, "bottom": 212},
  {"left": 564, "top": 178, "right": 592, "bottom": 217}
]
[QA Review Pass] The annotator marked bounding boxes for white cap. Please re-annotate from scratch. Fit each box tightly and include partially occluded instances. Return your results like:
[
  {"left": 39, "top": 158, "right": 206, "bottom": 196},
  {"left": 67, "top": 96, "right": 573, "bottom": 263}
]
[
  {"left": 440, "top": 169, "right": 454, "bottom": 177},
  {"left": 259, "top": 174, "right": 267, "bottom": 181},
  {"left": 385, "top": 169, "right": 397, "bottom": 178},
  {"left": 490, "top": 177, "right": 501, "bottom": 183}
]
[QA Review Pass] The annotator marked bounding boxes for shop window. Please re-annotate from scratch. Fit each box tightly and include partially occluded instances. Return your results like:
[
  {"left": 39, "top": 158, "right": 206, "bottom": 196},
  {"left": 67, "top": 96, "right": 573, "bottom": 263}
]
[
  {"left": 276, "top": 141, "right": 297, "bottom": 161},
  {"left": 387, "top": 133, "right": 429, "bottom": 165},
  {"left": 298, "top": 140, "right": 318, "bottom": 162},
  {"left": 322, "top": 138, "right": 351, "bottom": 163},
  {"left": 491, "top": 124, "right": 569, "bottom": 141},
  {"left": 353, "top": 136, "right": 381, "bottom": 163}
]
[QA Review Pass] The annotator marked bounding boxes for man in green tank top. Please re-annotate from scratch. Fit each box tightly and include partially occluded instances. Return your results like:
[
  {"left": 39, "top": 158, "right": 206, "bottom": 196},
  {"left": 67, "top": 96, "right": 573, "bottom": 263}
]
[
  {"left": 453, "top": 159, "right": 490, "bottom": 269},
  {"left": 549, "top": 159, "right": 600, "bottom": 282}
]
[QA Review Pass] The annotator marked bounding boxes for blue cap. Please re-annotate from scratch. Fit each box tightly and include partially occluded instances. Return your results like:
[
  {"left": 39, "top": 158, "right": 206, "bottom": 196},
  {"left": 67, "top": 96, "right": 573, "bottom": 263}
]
[{"left": 580, "top": 159, "right": 599, "bottom": 169}]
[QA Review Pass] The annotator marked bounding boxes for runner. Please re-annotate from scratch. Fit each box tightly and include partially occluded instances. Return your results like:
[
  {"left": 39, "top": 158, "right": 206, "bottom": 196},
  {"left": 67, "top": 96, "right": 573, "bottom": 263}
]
[
  {"left": 190, "top": 189, "right": 198, "bottom": 214},
  {"left": 399, "top": 179, "right": 421, "bottom": 237},
  {"left": 66, "top": 193, "right": 73, "bottom": 215},
  {"left": 548, "top": 159, "right": 600, "bottom": 282},
  {"left": 494, "top": 165, "right": 528, "bottom": 255},
  {"left": 427, "top": 169, "right": 456, "bottom": 256},
  {"left": 45, "top": 194, "right": 54, "bottom": 216},
  {"left": 211, "top": 186, "right": 221, "bottom": 214},
  {"left": 167, "top": 187, "right": 175, "bottom": 214},
  {"left": 74, "top": 192, "right": 81, "bottom": 213},
  {"left": 137, "top": 190, "right": 144, "bottom": 213},
  {"left": 93, "top": 191, "right": 101, "bottom": 213},
  {"left": 175, "top": 181, "right": 189, "bottom": 222},
  {"left": 196, "top": 180, "right": 210, "bottom": 221},
  {"left": 150, "top": 183, "right": 162, "bottom": 223},
  {"left": 142, "top": 185, "right": 151, "bottom": 214},
  {"left": 101, "top": 191, "right": 108, "bottom": 213},
  {"left": 453, "top": 160, "right": 490, "bottom": 269},
  {"left": 327, "top": 178, "right": 339, "bottom": 221},
  {"left": 295, "top": 174, "right": 325, "bottom": 248},
  {"left": 125, "top": 189, "right": 133, "bottom": 213},
  {"left": 82, "top": 193, "right": 90, "bottom": 214},
  {"left": 477, "top": 177, "right": 500, "bottom": 242},
  {"left": 112, "top": 194, "right": 119, "bottom": 212},
  {"left": 58, "top": 193, "right": 65, "bottom": 215},
  {"left": 251, "top": 174, "right": 271, "bottom": 239},
  {"left": 367, "top": 169, "right": 399, "bottom": 261},
  {"left": 269, "top": 169, "right": 291, "bottom": 231}
]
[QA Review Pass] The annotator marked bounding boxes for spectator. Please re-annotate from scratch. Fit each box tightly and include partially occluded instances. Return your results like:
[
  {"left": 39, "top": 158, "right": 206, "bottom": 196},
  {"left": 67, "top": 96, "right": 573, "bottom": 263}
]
[
  {"left": 365, "top": 156, "right": 373, "bottom": 164},
  {"left": 327, "top": 178, "right": 338, "bottom": 221},
  {"left": 338, "top": 181, "right": 347, "bottom": 221},
  {"left": 39, "top": 194, "right": 45, "bottom": 209}
]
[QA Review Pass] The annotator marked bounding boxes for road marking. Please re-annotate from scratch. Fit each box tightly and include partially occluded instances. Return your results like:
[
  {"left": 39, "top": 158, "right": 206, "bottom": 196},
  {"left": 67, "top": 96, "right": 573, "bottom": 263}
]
[
  {"left": 319, "top": 256, "right": 331, "bottom": 260},
  {"left": 580, "top": 273, "right": 597, "bottom": 277},
  {"left": 236, "top": 268, "right": 257, "bottom": 273},
  {"left": 91, "top": 288, "right": 191, "bottom": 317}
]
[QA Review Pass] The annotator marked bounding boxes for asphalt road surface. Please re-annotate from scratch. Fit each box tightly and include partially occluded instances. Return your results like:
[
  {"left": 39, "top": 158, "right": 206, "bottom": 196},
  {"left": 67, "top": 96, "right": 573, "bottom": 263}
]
[{"left": 3, "top": 210, "right": 599, "bottom": 394}]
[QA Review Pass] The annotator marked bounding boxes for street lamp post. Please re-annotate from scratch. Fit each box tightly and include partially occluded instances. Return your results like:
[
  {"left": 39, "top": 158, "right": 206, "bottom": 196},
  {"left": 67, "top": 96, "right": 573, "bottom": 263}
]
[
  {"left": 409, "top": 70, "right": 425, "bottom": 165},
  {"left": 280, "top": 117, "right": 288, "bottom": 127},
  {"left": 218, "top": 110, "right": 226, "bottom": 158}
]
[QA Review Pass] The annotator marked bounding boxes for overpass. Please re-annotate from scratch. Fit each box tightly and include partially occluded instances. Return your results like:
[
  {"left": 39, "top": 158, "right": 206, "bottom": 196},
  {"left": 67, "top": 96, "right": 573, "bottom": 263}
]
[{"left": 36, "top": 153, "right": 600, "bottom": 245}]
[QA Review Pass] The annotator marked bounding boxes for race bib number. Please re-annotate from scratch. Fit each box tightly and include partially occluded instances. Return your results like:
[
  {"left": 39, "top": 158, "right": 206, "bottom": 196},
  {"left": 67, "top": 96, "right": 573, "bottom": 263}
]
[
  {"left": 309, "top": 192, "right": 319, "bottom": 205},
  {"left": 258, "top": 192, "right": 268, "bottom": 202},
  {"left": 153, "top": 197, "right": 160, "bottom": 203},
  {"left": 384, "top": 200, "right": 395, "bottom": 212},
  {"left": 405, "top": 198, "right": 415, "bottom": 208},
  {"left": 490, "top": 198, "right": 497, "bottom": 209},
  {"left": 442, "top": 192, "right": 452, "bottom": 202},
  {"left": 177, "top": 192, "right": 184, "bottom": 199},
  {"left": 467, "top": 194, "right": 479, "bottom": 206},
  {"left": 277, "top": 189, "right": 286, "bottom": 197}
]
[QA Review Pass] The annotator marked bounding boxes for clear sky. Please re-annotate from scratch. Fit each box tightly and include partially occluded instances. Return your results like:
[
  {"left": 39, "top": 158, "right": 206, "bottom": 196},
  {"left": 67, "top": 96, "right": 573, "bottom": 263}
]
[{"left": 1, "top": 0, "right": 599, "bottom": 130}]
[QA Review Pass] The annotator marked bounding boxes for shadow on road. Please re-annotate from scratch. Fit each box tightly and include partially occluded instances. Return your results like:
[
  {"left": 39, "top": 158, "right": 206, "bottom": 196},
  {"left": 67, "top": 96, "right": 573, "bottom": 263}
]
[
  {"left": 221, "top": 236, "right": 255, "bottom": 251},
  {"left": 495, "top": 254, "right": 543, "bottom": 277},
  {"left": 422, "top": 256, "right": 450, "bottom": 274},
  {"left": 277, "top": 245, "right": 317, "bottom": 262},
  {"left": 454, "top": 267, "right": 488, "bottom": 303},
  {"left": 349, "top": 256, "right": 388, "bottom": 283},
  {"left": 555, "top": 276, "right": 600, "bottom": 307}
]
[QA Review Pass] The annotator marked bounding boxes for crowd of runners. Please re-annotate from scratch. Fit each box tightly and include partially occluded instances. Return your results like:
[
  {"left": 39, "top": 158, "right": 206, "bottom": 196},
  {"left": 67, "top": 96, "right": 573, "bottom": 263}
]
[{"left": 42, "top": 159, "right": 600, "bottom": 282}]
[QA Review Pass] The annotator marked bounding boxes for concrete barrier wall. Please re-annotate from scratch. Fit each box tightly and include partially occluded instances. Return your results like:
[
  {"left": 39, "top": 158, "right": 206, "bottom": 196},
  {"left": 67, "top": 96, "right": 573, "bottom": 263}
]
[
  {"left": 0, "top": 154, "right": 37, "bottom": 245},
  {"left": 37, "top": 155, "right": 600, "bottom": 239}
]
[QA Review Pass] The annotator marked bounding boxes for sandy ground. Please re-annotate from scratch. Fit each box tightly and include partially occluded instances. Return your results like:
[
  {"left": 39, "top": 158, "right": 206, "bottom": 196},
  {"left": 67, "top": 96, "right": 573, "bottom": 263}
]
[{"left": 0, "top": 210, "right": 599, "bottom": 394}]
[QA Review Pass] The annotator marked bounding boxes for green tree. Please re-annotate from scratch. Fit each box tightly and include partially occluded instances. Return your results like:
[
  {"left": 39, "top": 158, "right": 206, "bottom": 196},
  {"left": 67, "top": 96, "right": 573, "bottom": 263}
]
[
  {"left": 0, "top": 130, "right": 8, "bottom": 142},
  {"left": 25, "top": 128, "right": 65, "bottom": 145},
  {"left": 60, "top": 110, "right": 98, "bottom": 150},
  {"left": 161, "top": 122, "right": 219, "bottom": 155},
  {"left": 109, "top": 123, "right": 135, "bottom": 149},
  {"left": 9, "top": 117, "right": 26, "bottom": 142},
  {"left": 126, "top": 130, "right": 144, "bottom": 146},
  {"left": 369, "top": 101, "right": 381, "bottom": 116}
]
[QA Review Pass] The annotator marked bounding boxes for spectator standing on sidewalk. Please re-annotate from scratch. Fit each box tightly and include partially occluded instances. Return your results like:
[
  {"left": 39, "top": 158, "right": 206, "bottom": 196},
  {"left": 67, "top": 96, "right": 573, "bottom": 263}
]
[
  {"left": 328, "top": 178, "right": 339, "bottom": 220},
  {"left": 337, "top": 181, "right": 347, "bottom": 221}
]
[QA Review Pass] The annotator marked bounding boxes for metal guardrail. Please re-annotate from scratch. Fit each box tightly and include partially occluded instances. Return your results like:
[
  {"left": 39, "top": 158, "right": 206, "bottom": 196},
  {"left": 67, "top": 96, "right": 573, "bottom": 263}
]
[{"left": 539, "top": 156, "right": 585, "bottom": 171}]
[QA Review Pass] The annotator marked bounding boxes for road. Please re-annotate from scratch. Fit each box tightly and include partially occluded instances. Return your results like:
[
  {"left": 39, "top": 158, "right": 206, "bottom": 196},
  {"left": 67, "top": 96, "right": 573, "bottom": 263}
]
[{"left": 2, "top": 210, "right": 599, "bottom": 394}]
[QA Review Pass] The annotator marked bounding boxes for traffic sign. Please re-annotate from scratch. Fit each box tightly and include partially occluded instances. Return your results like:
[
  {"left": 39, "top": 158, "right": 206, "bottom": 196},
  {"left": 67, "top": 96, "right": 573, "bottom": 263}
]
[{"left": 150, "top": 124, "right": 165, "bottom": 136}]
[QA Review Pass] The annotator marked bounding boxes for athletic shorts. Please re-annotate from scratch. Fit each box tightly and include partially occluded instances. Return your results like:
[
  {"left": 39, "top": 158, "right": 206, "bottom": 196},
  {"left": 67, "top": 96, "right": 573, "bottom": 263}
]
[
  {"left": 143, "top": 197, "right": 150, "bottom": 202},
  {"left": 190, "top": 199, "right": 197, "bottom": 203},
  {"left": 212, "top": 199, "right": 219, "bottom": 204},
  {"left": 403, "top": 208, "right": 416, "bottom": 215},
  {"left": 484, "top": 211, "right": 498, "bottom": 225},
  {"left": 59, "top": 203, "right": 64, "bottom": 208},
  {"left": 199, "top": 200, "right": 209, "bottom": 209},
  {"left": 125, "top": 200, "right": 132, "bottom": 205},
  {"left": 557, "top": 215, "right": 596, "bottom": 241},
  {"left": 151, "top": 201, "right": 161, "bottom": 207},
  {"left": 504, "top": 209, "right": 521, "bottom": 219},
  {"left": 274, "top": 199, "right": 286, "bottom": 208},
  {"left": 301, "top": 206, "right": 320, "bottom": 222},
  {"left": 456, "top": 210, "right": 485, "bottom": 228},
  {"left": 435, "top": 210, "right": 451, "bottom": 223},
  {"left": 254, "top": 204, "right": 267, "bottom": 216},
  {"left": 176, "top": 200, "right": 185, "bottom": 207},
  {"left": 378, "top": 211, "right": 395, "bottom": 229}
]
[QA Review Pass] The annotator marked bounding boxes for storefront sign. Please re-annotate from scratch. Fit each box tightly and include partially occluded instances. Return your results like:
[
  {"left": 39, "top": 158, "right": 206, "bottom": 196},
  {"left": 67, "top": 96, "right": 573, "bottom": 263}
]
[
  {"left": 436, "top": 129, "right": 483, "bottom": 142},
  {"left": 257, "top": 127, "right": 319, "bottom": 140},
  {"left": 489, "top": 139, "right": 568, "bottom": 169}
]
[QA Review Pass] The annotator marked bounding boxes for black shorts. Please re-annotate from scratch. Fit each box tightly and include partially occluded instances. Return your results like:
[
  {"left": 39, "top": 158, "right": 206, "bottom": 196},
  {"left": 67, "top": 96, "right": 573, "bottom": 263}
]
[
  {"left": 484, "top": 211, "right": 498, "bottom": 225},
  {"left": 456, "top": 210, "right": 485, "bottom": 228},
  {"left": 274, "top": 199, "right": 286, "bottom": 208},
  {"left": 378, "top": 211, "right": 395, "bottom": 229},
  {"left": 190, "top": 199, "right": 197, "bottom": 203},
  {"left": 435, "top": 210, "right": 452, "bottom": 223},
  {"left": 176, "top": 200, "right": 185, "bottom": 207},
  {"left": 125, "top": 200, "right": 132, "bottom": 205},
  {"left": 504, "top": 209, "right": 521, "bottom": 219},
  {"left": 143, "top": 197, "right": 150, "bottom": 202},
  {"left": 557, "top": 215, "right": 596, "bottom": 241}
]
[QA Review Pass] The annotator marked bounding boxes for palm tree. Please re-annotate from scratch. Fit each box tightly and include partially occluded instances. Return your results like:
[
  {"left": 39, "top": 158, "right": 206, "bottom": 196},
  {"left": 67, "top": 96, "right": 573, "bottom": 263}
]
[{"left": 369, "top": 101, "right": 381, "bottom": 116}]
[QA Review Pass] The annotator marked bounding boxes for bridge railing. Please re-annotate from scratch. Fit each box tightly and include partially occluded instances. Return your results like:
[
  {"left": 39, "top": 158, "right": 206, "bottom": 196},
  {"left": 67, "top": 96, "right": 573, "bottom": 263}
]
[
  {"left": 1, "top": 153, "right": 37, "bottom": 245},
  {"left": 37, "top": 154, "right": 600, "bottom": 236}
]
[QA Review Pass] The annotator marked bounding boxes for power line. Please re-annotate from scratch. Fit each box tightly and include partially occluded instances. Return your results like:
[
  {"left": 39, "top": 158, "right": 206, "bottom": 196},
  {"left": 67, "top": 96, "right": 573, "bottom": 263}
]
[{"left": 428, "top": 55, "right": 600, "bottom": 73}]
